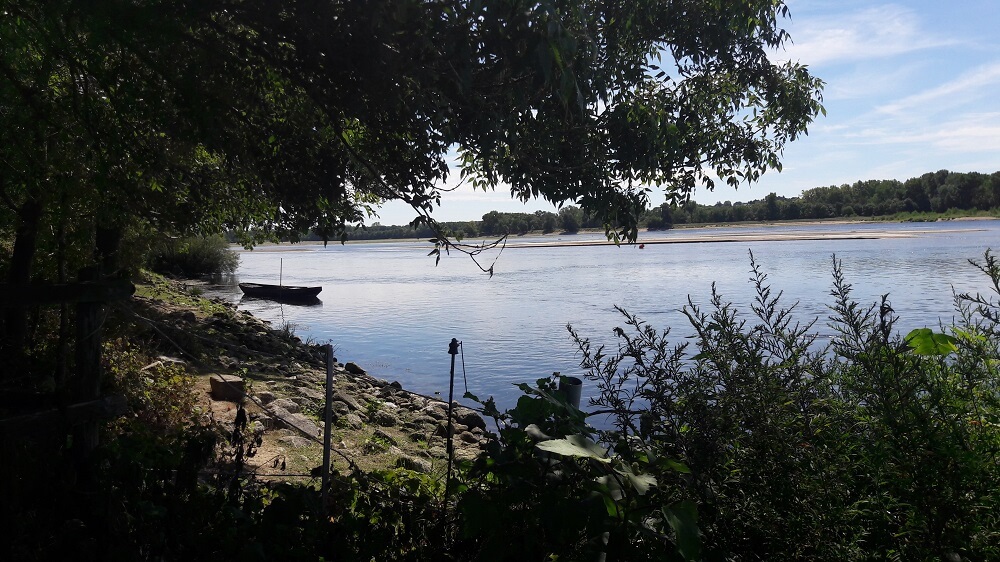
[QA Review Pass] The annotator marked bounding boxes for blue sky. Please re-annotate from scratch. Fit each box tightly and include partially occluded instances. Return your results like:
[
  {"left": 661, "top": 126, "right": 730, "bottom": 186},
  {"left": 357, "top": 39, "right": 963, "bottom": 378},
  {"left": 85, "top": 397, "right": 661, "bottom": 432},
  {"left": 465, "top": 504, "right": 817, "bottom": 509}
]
[{"left": 375, "top": 1, "right": 1000, "bottom": 226}]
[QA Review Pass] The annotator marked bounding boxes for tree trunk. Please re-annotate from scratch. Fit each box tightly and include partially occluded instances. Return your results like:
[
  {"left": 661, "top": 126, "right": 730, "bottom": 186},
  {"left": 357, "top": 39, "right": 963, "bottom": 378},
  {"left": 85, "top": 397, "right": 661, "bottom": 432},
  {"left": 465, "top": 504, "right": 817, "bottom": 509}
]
[{"left": 2, "top": 198, "right": 43, "bottom": 376}]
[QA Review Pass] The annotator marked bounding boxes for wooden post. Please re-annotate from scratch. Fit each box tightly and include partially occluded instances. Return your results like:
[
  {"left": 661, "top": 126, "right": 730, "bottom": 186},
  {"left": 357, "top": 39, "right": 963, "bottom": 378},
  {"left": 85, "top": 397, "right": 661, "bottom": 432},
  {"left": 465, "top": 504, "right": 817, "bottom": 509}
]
[
  {"left": 72, "top": 266, "right": 103, "bottom": 492},
  {"left": 321, "top": 344, "right": 335, "bottom": 509}
]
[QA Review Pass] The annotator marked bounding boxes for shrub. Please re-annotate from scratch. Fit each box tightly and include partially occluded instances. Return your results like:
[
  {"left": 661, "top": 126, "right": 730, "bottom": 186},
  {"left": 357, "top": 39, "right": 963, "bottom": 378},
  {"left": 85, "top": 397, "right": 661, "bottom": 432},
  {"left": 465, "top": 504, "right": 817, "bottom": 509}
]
[
  {"left": 566, "top": 250, "right": 1000, "bottom": 561},
  {"left": 147, "top": 235, "right": 239, "bottom": 277}
]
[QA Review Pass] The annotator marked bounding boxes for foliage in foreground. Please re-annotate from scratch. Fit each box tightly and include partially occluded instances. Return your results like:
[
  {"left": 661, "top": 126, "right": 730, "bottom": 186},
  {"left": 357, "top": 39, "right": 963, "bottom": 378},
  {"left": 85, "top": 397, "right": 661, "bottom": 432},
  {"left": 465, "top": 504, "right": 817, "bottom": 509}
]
[
  {"left": 567, "top": 250, "right": 1000, "bottom": 561},
  {"left": 5, "top": 251, "right": 1000, "bottom": 561}
]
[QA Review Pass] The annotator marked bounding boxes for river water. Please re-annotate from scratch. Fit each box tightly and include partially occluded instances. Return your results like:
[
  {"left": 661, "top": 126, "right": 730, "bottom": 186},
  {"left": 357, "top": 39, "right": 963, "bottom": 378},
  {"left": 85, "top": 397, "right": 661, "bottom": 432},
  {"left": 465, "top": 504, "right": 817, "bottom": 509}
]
[{"left": 216, "top": 220, "right": 999, "bottom": 410}]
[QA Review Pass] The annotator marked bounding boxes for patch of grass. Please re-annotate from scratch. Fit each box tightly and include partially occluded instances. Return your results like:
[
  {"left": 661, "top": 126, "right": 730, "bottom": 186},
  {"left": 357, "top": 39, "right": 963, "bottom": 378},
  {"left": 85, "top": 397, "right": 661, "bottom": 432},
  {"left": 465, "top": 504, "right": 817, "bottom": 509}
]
[{"left": 134, "top": 270, "right": 231, "bottom": 316}]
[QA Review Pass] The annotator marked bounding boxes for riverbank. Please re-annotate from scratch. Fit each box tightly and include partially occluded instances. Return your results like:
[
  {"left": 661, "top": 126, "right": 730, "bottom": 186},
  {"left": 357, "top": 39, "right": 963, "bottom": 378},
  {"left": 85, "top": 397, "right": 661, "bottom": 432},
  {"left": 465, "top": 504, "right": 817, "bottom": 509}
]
[
  {"left": 129, "top": 273, "right": 486, "bottom": 478},
  {"left": 241, "top": 216, "right": 999, "bottom": 251}
]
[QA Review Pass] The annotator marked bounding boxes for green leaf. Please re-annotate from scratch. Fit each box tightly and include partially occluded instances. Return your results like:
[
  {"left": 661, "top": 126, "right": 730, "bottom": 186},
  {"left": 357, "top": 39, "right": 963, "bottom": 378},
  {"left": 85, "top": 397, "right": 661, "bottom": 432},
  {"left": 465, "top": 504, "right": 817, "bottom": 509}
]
[
  {"left": 625, "top": 472, "right": 657, "bottom": 495},
  {"left": 536, "top": 434, "right": 610, "bottom": 463},
  {"left": 905, "top": 328, "right": 958, "bottom": 356},
  {"left": 664, "top": 501, "right": 700, "bottom": 561}
]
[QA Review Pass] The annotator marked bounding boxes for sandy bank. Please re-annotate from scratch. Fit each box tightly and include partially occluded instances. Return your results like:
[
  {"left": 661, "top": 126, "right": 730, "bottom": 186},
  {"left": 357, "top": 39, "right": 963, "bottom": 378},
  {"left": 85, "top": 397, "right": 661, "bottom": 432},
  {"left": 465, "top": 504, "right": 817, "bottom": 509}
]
[{"left": 502, "top": 226, "right": 990, "bottom": 249}]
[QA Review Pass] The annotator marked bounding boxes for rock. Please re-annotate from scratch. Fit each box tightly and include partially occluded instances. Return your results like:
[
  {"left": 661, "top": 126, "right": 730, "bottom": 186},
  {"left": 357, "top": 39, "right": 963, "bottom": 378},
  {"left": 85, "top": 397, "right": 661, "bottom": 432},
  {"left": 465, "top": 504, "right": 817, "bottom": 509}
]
[
  {"left": 297, "top": 387, "right": 326, "bottom": 402},
  {"left": 372, "top": 409, "right": 398, "bottom": 427},
  {"left": 344, "top": 362, "right": 366, "bottom": 375},
  {"left": 389, "top": 381, "right": 403, "bottom": 390},
  {"left": 331, "top": 401, "right": 350, "bottom": 415},
  {"left": 372, "top": 428, "right": 398, "bottom": 447},
  {"left": 256, "top": 390, "right": 276, "bottom": 405},
  {"left": 257, "top": 415, "right": 276, "bottom": 430},
  {"left": 459, "top": 431, "right": 479, "bottom": 444},
  {"left": 268, "top": 404, "right": 293, "bottom": 421},
  {"left": 434, "top": 421, "right": 467, "bottom": 438},
  {"left": 181, "top": 311, "right": 197, "bottom": 323},
  {"left": 396, "top": 455, "right": 432, "bottom": 473},
  {"left": 454, "top": 408, "right": 487, "bottom": 431},
  {"left": 334, "top": 391, "right": 361, "bottom": 411},
  {"left": 270, "top": 398, "right": 302, "bottom": 414},
  {"left": 286, "top": 413, "right": 321, "bottom": 437},
  {"left": 378, "top": 386, "right": 396, "bottom": 398},
  {"left": 209, "top": 374, "right": 244, "bottom": 402},
  {"left": 270, "top": 405, "right": 320, "bottom": 436},
  {"left": 413, "top": 415, "right": 437, "bottom": 426},
  {"left": 422, "top": 404, "right": 448, "bottom": 421},
  {"left": 278, "top": 435, "right": 314, "bottom": 448},
  {"left": 290, "top": 396, "right": 317, "bottom": 410},
  {"left": 345, "top": 413, "right": 364, "bottom": 429}
]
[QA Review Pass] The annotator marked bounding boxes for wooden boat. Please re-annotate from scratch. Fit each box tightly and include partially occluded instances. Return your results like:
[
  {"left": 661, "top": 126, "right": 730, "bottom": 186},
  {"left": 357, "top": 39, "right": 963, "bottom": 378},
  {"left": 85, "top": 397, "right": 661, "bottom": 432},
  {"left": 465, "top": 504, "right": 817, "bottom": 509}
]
[{"left": 238, "top": 283, "right": 322, "bottom": 303}]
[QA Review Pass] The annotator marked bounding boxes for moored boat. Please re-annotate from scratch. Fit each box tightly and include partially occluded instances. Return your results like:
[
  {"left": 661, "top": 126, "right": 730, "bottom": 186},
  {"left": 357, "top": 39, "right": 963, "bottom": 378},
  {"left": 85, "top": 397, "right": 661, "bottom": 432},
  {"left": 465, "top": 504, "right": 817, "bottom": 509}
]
[{"left": 238, "top": 283, "right": 322, "bottom": 303}]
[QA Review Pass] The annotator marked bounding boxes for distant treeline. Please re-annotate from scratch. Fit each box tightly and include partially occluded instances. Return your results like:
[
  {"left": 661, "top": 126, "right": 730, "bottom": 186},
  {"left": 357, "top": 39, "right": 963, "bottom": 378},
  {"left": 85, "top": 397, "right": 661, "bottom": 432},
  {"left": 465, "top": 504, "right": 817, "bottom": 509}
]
[
  {"left": 300, "top": 206, "right": 606, "bottom": 241},
  {"left": 655, "top": 169, "right": 1000, "bottom": 227},
  {"left": 301, "top": 170, "right": 1000, "bottom": 241}
]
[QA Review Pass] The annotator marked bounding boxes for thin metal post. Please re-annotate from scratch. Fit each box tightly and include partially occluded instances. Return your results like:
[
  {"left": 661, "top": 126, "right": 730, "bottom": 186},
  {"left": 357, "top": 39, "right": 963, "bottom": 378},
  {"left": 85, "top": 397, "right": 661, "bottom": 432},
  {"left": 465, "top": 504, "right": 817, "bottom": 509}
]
[
  {"left": 321, "top": 344, "right": 334, "bottom": 510},
  {"left": 279, "top": 258, "right": 283, "bottom": 288},
  {"left": 445, "top": 338, "right": 460, "bottom": 500}
]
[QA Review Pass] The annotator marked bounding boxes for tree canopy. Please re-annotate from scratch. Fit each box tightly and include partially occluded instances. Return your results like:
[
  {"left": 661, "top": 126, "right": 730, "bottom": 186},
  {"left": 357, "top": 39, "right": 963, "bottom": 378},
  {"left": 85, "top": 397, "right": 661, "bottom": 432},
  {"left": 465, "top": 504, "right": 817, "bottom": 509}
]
[{"left": 1, "top": 0, "right": 823, "bottom": 283}]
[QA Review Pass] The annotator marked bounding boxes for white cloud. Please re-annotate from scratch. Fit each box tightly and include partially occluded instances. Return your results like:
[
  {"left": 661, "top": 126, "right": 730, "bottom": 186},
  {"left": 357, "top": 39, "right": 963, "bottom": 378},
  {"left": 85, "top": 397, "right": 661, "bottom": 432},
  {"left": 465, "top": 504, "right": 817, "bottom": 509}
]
[
  {"left": 780, "top": 4, "right": 956, "bottom": 67},
  {"left": 876, "top": 63, "right": 1000, "bottom": 116}
]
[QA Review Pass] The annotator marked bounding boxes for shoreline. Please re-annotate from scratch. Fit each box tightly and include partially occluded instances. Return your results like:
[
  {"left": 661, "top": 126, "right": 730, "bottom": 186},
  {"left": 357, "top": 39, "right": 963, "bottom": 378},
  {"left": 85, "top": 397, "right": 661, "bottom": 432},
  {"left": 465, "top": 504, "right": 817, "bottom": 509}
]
[
  {"left": 131, "top": 274, "right": 486, "bottom": 478},
  {"left": 240, "top": 216, "right": 999, "bottom": 251}
]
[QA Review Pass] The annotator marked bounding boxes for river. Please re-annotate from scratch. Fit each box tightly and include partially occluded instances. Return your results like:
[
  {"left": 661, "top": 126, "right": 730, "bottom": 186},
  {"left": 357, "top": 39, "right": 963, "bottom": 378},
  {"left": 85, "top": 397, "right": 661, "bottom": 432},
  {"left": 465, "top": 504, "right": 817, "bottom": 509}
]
[{"left": 214, "top": 220, "right": 1000, "bottom": 410}]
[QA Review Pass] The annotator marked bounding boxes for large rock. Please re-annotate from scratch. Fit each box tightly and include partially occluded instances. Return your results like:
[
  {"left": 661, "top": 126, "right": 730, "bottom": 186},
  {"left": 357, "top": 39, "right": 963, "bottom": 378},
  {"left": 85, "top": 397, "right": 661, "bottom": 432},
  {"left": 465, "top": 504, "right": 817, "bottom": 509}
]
[
  {"left": 372, "top": 409, "right": 398, "bottom": 427},
  {"left": 278, "top": 435, "right": 314, "bottom": 448},
  {"left": 269, "top": 405, "right": 321, "bottom": 437},
  {"left": 454, "top": 408, "right": 487, "bottom": 431},
  {"left": 286, "top": 413, "right": 321, "bottom": 437},
  {"left": 344, "top": 362, "right": 366, "bottom": 375},
  {"left": 434, "top": 421, "right": 468, "bottom": 438},
  {"left": 210, "top": 374, "right": 244, "bottom": 402},
  {"left": 270, "top": 398, "right": 301, "bottom": 414},
  {"left": 296, "top": 387, "right": 326, "bottom": 402},
  {"left": 396, "top": 455, "right": 432, "bottom": 473},
  {"left": 334, "top": 391, "right": 361, "bottom": 411},
  {"left": 255, "top": 390, "right": 276, "bottom": 405},
  {"left": 344, "top": 413, "right": 364, "bottom": 429},
  {"left": 422, "top": 403, "right": 449, "bottom": 421},
  {"left": 372, "top": 428, "right": 398, "bottom": 447}
]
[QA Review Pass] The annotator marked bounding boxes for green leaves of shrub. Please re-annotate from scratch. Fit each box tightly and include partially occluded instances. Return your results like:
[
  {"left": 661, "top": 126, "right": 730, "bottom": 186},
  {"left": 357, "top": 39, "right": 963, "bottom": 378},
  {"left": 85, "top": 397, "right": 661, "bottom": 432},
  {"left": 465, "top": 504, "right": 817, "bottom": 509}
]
[
  {"left": 535, "top": 434, "right": 611, "bottom": 463},
  {"left": 905, "top": 327, "right": 959, "bottom": 356}
]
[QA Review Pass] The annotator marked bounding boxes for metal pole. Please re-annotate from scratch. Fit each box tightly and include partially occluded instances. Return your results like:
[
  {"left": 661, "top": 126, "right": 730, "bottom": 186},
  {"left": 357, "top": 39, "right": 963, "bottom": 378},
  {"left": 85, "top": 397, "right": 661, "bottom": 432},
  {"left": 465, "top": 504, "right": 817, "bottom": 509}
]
[
  {"left": 321, "top": 344, "right": 334, "bottom": 510},
  {"left": 445, "top": 338, "right": 459, "bottom": 500},
  {"left": 279, "top": 258, "right": 283, "bottom": 288}
]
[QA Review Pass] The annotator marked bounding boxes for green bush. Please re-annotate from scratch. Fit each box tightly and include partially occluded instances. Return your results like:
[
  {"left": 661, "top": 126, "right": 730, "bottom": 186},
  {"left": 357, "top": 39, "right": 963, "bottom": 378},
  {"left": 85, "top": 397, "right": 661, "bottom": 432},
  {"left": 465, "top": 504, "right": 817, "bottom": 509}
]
[
  {"left": 567, "top": 250, "right": 1000, "bottom": 561},
  {"left": 147, "top": 235, "right": 239, "bottom": 277}
]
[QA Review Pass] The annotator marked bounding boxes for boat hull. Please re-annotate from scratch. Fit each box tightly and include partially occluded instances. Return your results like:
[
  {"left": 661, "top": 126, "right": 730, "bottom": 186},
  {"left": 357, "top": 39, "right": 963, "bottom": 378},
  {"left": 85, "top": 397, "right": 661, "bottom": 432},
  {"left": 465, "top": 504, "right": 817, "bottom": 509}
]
[{"left": 238, "top": 283, "right": 322, "bottom": 303}]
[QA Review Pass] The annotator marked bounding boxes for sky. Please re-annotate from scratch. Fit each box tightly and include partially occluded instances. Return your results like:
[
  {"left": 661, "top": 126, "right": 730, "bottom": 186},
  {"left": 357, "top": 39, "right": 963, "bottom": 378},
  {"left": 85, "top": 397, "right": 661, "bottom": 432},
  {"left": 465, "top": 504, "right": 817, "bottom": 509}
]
[{"left": 374, "top": 0, "right": 1000, "bottom": 226}]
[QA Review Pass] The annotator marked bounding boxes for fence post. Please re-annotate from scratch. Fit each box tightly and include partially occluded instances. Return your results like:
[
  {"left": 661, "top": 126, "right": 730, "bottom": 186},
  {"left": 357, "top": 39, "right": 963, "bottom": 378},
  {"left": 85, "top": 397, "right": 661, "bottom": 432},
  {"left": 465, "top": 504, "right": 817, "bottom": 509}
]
[
  {"left": 321, "top": 344, "right": 335, "bottom": 510},
  {"left": 72, "top": 266, "right": 103, "bottom": 493}
]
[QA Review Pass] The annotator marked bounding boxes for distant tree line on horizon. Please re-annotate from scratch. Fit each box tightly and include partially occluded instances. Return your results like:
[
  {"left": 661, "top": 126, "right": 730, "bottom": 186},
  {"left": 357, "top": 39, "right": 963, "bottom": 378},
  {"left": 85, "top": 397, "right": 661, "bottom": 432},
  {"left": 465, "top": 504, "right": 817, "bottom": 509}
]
[
  {"left": 299, "top": 169, "right": 1000, "bottom": 241},
  {"left": 654, "top": 169, "right": 1000, "bottom": 228}
]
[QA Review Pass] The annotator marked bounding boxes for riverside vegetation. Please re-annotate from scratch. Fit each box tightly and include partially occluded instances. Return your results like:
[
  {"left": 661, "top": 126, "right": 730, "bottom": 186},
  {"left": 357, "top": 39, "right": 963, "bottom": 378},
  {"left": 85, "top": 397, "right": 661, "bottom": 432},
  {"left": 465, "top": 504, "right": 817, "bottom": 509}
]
[
  {"left": 5, "top": 246, "right": 1000, "bottom": 561},
  {"left": 5, "top": 1, "right": 998, "bottom": 559}
]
